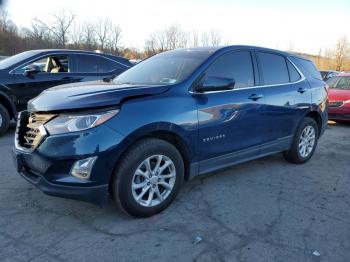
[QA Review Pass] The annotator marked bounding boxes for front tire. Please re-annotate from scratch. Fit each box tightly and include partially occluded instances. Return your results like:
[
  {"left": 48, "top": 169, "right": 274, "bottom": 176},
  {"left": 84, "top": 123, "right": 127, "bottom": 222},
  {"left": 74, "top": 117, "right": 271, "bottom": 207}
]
[
  {"left": 284, "top": 117, "right": 318, "bottom": 164},
  {"left": 0, "top": 104, "right": 10, "bottom": 136},
  {"left": 111, "top": 138, "right": 184, "bottom": 217}
]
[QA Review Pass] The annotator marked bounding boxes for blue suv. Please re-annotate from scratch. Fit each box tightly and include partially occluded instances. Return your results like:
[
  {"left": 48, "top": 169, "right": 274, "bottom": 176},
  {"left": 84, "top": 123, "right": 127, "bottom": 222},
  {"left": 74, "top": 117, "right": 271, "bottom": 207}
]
[{"left": 13, "top": 46, "right": 328, "bottom": 217}]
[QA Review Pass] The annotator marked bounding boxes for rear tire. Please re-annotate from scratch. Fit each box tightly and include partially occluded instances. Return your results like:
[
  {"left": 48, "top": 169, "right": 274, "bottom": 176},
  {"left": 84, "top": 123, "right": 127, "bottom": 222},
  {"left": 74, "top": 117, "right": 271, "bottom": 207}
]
[
  {"left": 111, "top": 138, "right": 184, "bottom": 217},
  {"left": 0, "top": 104, "right": 10, "bottom": 136},
  {"left": 284, "top": 117, "right": 318, "bottom": 164}
]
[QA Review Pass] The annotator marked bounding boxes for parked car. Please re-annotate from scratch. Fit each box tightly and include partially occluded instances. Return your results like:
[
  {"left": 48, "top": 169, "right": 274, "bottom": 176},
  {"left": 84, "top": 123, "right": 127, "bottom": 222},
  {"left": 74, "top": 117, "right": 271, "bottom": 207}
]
[
  {"left": 327, "top": 73, "right": 350, "bottom": 122},
  {"left": 13, "top": 46, "right": 328, "bottom": 217},
  {"left": 320, "top": 70, "right": 339, "bottom": 81},
  {"left": 0, "top": 49, "right": 133, "bottom": 135}
]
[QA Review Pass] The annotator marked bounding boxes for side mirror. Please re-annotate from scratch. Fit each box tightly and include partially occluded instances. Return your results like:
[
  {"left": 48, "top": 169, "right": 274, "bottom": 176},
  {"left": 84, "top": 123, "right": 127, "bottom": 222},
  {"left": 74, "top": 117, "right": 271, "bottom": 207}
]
[
  {"left": 23, "top": 65, "right": 41, "bottom": 77},
  {"left": 196, "top": 76, "right": 235, "bottom": 93}
]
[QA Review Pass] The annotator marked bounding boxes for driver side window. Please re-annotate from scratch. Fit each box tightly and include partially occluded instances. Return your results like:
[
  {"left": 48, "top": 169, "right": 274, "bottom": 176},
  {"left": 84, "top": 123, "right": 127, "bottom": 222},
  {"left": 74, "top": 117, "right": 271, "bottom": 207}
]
[
  {"left": 206, "top": 51, "right": 255, "bottom": 89},
  {"left": 14, "top": 55, "right": 70, "bottom": 74}
]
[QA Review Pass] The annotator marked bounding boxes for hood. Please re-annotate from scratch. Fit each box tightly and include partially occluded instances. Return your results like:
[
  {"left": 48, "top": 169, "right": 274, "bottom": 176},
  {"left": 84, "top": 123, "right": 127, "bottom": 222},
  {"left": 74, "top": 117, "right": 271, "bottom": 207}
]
[
  {"left": 28, "top": 80, "right": 170, "bottom": 112},
  {"left": 329, "top": 88, "right": 350, "bottom": 101}
]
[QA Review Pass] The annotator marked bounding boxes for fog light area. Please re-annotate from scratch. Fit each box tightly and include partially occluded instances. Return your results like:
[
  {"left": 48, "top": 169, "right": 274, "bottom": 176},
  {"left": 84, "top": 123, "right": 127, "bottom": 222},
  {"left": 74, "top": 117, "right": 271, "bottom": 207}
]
[{"left": 71, "top": 157, "right": 97, "bottom": 179}]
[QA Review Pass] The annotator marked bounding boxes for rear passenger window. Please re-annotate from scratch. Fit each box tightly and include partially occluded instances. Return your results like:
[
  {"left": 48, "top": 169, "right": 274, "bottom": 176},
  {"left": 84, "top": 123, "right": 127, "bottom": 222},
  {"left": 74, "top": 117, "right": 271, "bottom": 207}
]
[
  {"left": 257, "top": 52, "right": 289, "bottom": 85},
  {"left": 74, "top": 55, "right": 121, "bottom": 73},
  {"left": 206, "top": 51, "right": 254, "bottom": 88},
  {"left": 286, "top": 60, "right": 301, "bottom": 82}
]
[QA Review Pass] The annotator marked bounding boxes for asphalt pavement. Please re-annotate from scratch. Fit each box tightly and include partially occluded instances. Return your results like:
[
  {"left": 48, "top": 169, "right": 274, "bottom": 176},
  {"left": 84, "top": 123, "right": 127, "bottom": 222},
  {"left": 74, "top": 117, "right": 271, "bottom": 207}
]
[{"left": 0, "top": 122, "right": 349, "bottom": 262}]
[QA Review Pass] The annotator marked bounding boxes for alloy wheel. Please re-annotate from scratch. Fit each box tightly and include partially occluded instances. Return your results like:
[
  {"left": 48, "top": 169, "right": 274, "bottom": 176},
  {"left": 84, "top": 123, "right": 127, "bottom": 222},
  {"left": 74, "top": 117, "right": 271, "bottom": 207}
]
[
  {"left": 298, "top": 125, "right": 316, "bottom": 158},
  {"left": 131, "top": 155, "right": 176, "bottom": 207}
]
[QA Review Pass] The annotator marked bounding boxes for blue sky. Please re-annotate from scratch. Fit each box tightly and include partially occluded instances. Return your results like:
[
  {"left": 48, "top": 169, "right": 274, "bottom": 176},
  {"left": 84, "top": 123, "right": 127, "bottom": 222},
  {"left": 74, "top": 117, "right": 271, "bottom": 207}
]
[{"left": 3, "top": 0, "right": 350, "bottom": 54}]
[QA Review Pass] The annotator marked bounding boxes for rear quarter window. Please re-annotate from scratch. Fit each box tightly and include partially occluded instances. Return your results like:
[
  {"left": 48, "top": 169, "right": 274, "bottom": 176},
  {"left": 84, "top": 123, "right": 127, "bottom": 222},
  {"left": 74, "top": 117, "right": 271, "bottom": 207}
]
[
  {"left": 286, "top": 60, "right": 301, "bottom": 82},
  {"left": 291, "top": 57, "right": 322, "bottom": 81},
  {"left": 74, "top": 54, "right": 123, "bottom": 73}
]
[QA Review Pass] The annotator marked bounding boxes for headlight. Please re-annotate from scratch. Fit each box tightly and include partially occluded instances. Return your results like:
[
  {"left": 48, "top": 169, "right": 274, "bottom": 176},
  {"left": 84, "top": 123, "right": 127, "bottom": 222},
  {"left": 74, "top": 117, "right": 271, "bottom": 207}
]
[{"left": 45, "top": 110, "right": 119, "bottom": 135}]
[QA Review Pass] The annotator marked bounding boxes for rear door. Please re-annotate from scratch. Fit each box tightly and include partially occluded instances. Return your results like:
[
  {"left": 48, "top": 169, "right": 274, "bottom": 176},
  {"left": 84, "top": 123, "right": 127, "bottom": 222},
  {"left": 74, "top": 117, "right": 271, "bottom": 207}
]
[
  {"left": 70, "top": 54, "right": 126, "bottom": 82},
  {"left": 256, "top": 51, "right": 311, "bottom": 143}
]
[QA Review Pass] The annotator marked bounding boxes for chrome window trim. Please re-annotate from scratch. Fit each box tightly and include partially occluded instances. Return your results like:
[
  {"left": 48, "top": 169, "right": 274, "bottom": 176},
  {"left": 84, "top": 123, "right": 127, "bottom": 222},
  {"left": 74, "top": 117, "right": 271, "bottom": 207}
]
[
  {"left": 72, "top": 53, "right": 131, "bottom": 72},
  {"left": 190, "top": 56, "right": 306, "bottom": 94},
  {"left": 9, "top": 52, "right": 130, "bottom": 75}
]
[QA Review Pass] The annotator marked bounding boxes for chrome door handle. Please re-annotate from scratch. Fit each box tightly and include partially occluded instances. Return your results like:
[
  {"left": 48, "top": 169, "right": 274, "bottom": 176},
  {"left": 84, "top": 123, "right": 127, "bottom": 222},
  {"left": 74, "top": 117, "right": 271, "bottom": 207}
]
[
  {"left": 297, "top": 88, "right": 306, "bottom": 93},
  {"left": 248, "top": 94, "right": 263, "bottom": 101}
]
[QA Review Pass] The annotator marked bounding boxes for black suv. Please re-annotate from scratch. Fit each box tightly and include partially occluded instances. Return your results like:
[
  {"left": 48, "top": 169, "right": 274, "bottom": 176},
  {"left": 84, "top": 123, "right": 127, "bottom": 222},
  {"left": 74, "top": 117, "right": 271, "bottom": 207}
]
[{"left": 0, "top": 49, "right": 132, "bottom": 135}]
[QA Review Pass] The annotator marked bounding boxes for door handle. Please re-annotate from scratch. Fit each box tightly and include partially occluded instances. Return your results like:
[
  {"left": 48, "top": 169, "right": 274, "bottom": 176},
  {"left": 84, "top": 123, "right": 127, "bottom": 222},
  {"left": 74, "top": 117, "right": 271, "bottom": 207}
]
[
  {"left": 248, "top": 94, "right": 263, "bottom": 101},
  {"left": 297, "top": 88, "right": 306, "bottom": 94},
  {"left": 62, "top": 76, "right": 73, "bottom": 80}
]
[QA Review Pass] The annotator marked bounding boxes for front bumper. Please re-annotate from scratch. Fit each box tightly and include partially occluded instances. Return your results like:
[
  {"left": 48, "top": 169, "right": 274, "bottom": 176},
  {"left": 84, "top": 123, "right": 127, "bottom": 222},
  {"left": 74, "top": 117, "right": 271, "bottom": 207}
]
[
  {"left": 15, "top": 155, "right": 108, "bottom": 205},
  {"left": 328, "top": 106, "right": 350, "bottom": 122},
  {"left": 13, "top": 123, "right": 126, "bottom": 206}
]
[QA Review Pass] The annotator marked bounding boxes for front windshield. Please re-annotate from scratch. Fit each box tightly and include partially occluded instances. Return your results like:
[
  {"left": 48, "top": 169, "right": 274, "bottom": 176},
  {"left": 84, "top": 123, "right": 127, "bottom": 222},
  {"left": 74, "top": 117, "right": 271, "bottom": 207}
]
[
  {"left": 113, "top": 50, "right": 213, "bottom": 86},
  {"left": 327, "top": 76, "right": 350, "bottom": 90},
  {"left": 0, "top": 50, "right": 37, "bottom": 69}
]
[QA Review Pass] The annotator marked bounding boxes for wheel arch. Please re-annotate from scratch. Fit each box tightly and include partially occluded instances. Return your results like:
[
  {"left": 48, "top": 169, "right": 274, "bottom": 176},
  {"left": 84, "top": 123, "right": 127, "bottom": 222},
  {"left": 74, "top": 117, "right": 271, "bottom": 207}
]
[
  {"left": 0, "top": 90, "right": 17, "bottom": 120},
  {"left": 305, "top": 110, "right": 322, "bottom": 137},
  {"left": 108, "top": 123, "right": 195, "bottom": 194}
]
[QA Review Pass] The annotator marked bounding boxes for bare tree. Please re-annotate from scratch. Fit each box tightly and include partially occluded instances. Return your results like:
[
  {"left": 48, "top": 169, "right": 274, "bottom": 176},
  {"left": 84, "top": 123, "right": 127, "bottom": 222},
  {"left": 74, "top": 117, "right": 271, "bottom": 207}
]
[
  {"left": 201, "top": 32, "right": 210, "bottom": 46},
  {"left": 287, "top": 42, "right": 294, "bottom": 52},
  {"left": 190, "top": 30, "right": 199, "bottom": 47},
  {"left": 71, "top": 22, "right": 83, "bottom": 49},
  {"left": 29, "top": 20, "right": 50, "bottom": 41},
  {"left": 209, "top": 28, "right": 221, "bottom": 46},
  {"left": 201, "top": 28, "right": 222, "bottom": 46},
  {"left": 0, "top": 9, "right": 14, "bottom": 32},
  {"left": 82, "top": 22, "right": 96, "bottom": 50},
  {"left": 109, "top": 23, "right": 122, "bottom": 54},
  {"left": 333, "top": 37, "right": 349, "bottom": 71},
  {"left": 95, "top": 18, "right": 112, "bottom": 50},
  {"left": 144, "top": 24, "right": 191, "bottom": 54},
  {"left": 144, "top": 30, "right": 167, "bottom": 55},
  {"left": 33, "top": 10, "right": 76, "bottom": 47}
]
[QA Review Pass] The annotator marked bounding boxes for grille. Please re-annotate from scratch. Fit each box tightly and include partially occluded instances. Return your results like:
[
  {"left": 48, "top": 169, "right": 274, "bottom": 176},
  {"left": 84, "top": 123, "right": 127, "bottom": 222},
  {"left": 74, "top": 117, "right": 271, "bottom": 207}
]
[
  {"left": 17, "top": 112, "right": 56, "bottom": 150},
  {"left": 329, "top": 101, "right": 344, "bottom": 107}
]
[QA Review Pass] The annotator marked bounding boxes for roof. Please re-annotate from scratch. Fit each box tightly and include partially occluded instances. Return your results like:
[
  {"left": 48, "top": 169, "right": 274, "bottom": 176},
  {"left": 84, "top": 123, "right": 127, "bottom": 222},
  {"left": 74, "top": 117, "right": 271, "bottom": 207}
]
[
  {"left": 337, "top": 73, "right": 350, "bottom": 76},
  {"left": 173, "top": 45, "right": 307, "bottom": 60},
  {"left": 320, "top": 70, "right": 339, "bottom": 73},
  {"left": 23, "top": 49, "right": 130, "bottom": 62}
]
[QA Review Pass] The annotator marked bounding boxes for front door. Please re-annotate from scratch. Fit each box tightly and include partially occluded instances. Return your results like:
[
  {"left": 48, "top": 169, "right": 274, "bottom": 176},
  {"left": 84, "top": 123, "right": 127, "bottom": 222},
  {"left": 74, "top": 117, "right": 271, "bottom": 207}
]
[
  {"left": 194, "top": 50, "right": 268, "bottom": 173},
  {"left": 9, "top": 54, "right": 75, "bottom": 111}
]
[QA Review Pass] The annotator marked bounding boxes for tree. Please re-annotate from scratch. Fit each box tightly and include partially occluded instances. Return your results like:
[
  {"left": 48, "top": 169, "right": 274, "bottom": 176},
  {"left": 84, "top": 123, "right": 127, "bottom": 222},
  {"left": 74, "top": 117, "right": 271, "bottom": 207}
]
[
  {"left": 95, "top": 18, "right": 112, "bottom": 50},
  {"left": 33, "top": 10, "right": 76, "bottom": 47},
  {"left": 144, "top": 24, "right": 191, "bottom": 55},
  {"left": 202, "top": 28, "right": 222, "bottom": 46},
  {"left": 82, "top": 22, "right": 96, "bottom": 50},
  {"left": 333, "top": 37, "right": 350, "bottom": 71},
  {"left": 71, "top": 22, "right": 83, "bottom": 49},
  {"left": 109, "top": 23, "right": 122, "bottom": 54}
]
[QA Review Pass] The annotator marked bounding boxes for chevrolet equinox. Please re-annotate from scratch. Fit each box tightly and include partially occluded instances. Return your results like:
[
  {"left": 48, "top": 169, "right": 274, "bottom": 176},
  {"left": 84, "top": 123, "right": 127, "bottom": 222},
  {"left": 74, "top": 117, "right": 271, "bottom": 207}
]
[{"left": 13, "top": 46, "right": 328, "bottom": 217}]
